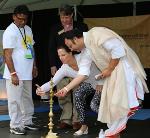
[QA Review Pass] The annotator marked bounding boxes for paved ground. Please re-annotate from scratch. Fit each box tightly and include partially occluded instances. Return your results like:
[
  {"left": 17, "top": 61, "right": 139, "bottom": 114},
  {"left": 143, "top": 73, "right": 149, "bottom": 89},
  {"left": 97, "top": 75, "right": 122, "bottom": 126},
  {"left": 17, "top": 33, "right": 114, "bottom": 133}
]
[{"left": 0, "top": 101, "right": 150, "bottom": 138}]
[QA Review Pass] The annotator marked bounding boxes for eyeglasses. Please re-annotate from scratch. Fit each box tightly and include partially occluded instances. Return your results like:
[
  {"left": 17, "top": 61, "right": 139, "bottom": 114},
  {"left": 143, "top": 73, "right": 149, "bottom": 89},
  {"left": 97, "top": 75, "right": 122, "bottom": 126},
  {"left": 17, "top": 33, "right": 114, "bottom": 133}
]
[{"left": 15, "top": 15, "right": 28, "bottom": 22}]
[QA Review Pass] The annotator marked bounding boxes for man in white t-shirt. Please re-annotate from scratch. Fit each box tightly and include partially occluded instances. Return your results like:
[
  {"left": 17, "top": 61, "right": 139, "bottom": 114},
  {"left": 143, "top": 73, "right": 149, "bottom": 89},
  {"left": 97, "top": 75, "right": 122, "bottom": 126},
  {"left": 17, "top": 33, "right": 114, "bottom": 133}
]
[{"left": 3, "top": 5, "right": 38, "bottom": 135}]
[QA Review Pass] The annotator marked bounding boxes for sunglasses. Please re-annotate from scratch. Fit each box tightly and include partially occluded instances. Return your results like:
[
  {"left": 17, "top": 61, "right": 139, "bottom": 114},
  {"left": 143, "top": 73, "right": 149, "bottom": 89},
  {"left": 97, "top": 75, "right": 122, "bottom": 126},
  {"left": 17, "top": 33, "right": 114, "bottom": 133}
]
[{"left": 15, "top": 15, "right": 28, "bottom": 21}]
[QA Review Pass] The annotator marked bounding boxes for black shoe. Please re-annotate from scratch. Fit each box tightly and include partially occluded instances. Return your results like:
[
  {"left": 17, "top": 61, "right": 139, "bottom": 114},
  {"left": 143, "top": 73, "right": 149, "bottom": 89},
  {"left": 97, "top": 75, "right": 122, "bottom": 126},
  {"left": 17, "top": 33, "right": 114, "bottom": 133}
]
[
  {"left": 10, "top": 127, "right": 26, "bottom": 135},
  {"left": 24, "top": 123, "right": 39, "bottom": 130}
]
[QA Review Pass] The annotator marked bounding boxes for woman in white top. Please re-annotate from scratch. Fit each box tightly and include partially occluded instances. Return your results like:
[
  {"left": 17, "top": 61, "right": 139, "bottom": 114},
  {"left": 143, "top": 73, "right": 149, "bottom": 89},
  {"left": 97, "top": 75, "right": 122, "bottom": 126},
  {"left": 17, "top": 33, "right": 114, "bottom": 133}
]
[{"left": 36, "top": 45, "right": 103, "bottom": 136}]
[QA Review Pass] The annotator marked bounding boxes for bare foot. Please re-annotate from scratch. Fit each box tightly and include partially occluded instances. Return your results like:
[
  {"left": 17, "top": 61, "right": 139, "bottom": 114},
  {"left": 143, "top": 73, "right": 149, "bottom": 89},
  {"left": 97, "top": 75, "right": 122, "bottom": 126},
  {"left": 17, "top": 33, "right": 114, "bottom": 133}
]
[{"left": 80, "top": 125, "right": 88, "bottom": 132}]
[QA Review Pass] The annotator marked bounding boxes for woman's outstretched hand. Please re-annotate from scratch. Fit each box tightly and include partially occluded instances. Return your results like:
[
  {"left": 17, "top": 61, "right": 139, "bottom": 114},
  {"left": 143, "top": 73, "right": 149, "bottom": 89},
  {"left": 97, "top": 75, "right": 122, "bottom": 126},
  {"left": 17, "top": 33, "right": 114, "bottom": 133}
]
[
  {"left": 54, "top": 87, "right": 68, "bottom": 97},
  {"left": 35, "top": 84, "right": 46, "bottom": 96}
]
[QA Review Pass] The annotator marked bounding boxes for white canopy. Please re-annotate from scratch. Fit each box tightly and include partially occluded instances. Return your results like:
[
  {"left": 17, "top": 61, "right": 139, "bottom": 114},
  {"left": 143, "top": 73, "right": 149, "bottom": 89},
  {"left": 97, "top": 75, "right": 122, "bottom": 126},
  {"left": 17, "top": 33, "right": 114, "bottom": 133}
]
[{"left": 0, "top": 0, "right": 149, "bottom": 14}]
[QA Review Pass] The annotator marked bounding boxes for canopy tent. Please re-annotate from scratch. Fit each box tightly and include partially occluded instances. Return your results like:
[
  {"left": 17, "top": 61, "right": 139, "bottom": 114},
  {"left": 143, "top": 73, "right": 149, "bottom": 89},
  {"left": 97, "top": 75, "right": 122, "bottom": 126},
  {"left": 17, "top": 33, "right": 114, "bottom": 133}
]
[
  {"left": 0, "top": 0, "right": 149, "bottom": 14},
  {"left": 0, "top": 0, "right": 149, "bottom": 102}
]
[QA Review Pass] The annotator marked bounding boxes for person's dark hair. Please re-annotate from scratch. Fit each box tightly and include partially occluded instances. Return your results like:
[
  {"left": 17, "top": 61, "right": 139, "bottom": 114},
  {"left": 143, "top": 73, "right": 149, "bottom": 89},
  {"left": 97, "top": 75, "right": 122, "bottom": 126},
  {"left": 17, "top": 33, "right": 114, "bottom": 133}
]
[
  {"left": 57, "top": 44, "right": 80, "bottom": 55},
  {"left": 64, "top": 28, "right": 83, "bottom": 40},
  {"left": 14, "top": 5, "right": 29, "bottom": 15},
  {"left": 59, "top": 4, "right": 73, "bottom": 16},
  {"left": 57, "top": 45, "right": 71, "bottom": 53}
]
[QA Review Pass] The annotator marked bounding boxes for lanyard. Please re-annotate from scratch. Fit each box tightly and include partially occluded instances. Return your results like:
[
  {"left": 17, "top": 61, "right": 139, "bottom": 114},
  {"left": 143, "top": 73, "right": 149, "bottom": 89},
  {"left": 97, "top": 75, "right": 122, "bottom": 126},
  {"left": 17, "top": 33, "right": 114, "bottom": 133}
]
[
  {"left": 18, "top": 27, "right": 27, "bottom": 47},
  {"left": 14, "top": 23, "right": 27, "bottom": 48}
]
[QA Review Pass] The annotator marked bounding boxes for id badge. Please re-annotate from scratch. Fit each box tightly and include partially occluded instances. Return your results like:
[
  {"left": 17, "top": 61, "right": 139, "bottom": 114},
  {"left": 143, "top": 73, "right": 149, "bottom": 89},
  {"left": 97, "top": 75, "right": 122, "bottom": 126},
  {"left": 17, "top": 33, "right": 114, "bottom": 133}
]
[{"left": 25, "top": 49, "right": 33, "bottom": 59}]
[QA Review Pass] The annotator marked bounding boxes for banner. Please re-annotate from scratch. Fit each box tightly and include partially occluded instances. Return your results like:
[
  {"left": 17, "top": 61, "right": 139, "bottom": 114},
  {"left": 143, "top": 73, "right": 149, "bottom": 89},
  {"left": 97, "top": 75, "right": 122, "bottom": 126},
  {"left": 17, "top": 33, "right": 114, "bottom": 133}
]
[
  {"left": 0, "top": 30, "right": 4, "bottom": 78},
  {"left": 84, "top": 15, "right": 150, "bottom": 68}
]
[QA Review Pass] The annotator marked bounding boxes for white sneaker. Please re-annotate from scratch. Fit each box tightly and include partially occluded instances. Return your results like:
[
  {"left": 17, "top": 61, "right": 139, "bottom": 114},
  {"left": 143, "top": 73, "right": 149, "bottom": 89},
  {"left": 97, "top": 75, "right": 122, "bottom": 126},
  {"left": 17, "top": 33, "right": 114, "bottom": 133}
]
[
  {"left": 24, "top": 123, "right": 39, "bottom": 130},
  {"left": 10, "top": 127, "right": 26, "bottom": 135}
]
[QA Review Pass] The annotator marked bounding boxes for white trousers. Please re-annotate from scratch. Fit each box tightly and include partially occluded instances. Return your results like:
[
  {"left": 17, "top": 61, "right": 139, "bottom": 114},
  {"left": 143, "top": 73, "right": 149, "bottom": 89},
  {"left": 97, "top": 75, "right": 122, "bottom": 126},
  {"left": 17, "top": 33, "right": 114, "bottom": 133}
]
[{"left": 6, "top": 80, "right": 34, "bottom": 128}]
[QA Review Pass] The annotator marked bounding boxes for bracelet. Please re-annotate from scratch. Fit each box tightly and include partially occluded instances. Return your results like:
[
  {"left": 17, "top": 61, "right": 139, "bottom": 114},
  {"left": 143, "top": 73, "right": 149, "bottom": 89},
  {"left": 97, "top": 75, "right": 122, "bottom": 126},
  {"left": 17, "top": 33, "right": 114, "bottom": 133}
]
[
  {"left": 64, "top": 87, "right": 69, "bottom": 92},
  {"left": 10, "top": 72, "right": 16, "bottom": 76}
]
